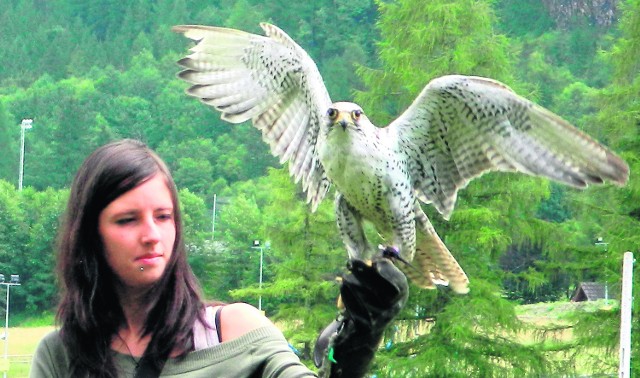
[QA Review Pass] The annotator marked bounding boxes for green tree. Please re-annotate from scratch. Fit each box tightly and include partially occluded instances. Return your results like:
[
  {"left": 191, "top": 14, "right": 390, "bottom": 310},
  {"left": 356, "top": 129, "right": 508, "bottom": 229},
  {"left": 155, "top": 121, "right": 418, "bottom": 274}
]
[
  {"left": 174, "top": 157, "right": 214, "bottom": 198},
  {"left": 0, "top": 180, "right": 29, "bottom": 319},
  {"left": 0, "top": 182, "right": 66, "bottom": 317},
  {"left": 565, "top": 1, "right": 640, "bottom": 375},
  {"left": 357, "top": 0, "right": 516, "bottom": 124},
  {"left": 0, "top": 180, "right": 26, "bottom": 280},
  {"left": 209, "top": 184, "right": 265, "bottom": 302},
  {"left": 495, "top": 0, "right": 555, "bottom": 37},
  {"left": 223, "top": 0, "right": 268, "bottom": 32},
  {"left": 18, "top": 187, "right": 68, "bottom": 313},
  {"left": 231, "top": 168, "right": 344, "bottom": 359},
  {"left": 0, "top": 101, "right": 18, "bottom": 182},
  {"left": 179, "top": 188, "right": 212, "bottom": 244}
]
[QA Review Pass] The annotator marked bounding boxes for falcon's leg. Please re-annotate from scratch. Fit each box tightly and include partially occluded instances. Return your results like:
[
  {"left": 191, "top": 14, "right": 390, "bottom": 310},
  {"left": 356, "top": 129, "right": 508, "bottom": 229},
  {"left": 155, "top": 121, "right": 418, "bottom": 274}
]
[
  {"left": 388, "top": 201, "right": 417, "bottom": 263},
  {"left": 335, "top": 193, "right": 371, "bottom": 260},
  {"left": 382, "top": 201, "right": 430, "bottom": 287}
]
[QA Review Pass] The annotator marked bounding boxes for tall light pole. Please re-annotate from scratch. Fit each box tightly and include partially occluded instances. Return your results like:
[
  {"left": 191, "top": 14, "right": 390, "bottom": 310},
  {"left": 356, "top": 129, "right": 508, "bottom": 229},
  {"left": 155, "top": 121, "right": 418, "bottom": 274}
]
[
  {"left": 212, "top": 194, "right": 217, "bottom": 240},
  {"left": 211, "top": 195, "right": 229, "bottom": 241},
  {"left": 18, "top": 119, "right": 33, "bottom": 191},
  {"left": 1, "top": 274, "right": 20, "bottom": 378},
  {"left": 251, "top": 240, "right": 270, "bottom": 311}
]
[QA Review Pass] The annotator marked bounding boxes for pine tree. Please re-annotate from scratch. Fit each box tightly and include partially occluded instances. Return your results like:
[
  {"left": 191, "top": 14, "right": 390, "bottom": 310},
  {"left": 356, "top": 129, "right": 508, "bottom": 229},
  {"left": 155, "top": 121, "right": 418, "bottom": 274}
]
[
  {"left": 231, "top": 168, "right": 345, "bottom": 360},
  {"left": 0, "top": 102, "right": 18, "bottom": 183},
  {"left": 566, "top": 1, "right": 640, "bottom": 375}
]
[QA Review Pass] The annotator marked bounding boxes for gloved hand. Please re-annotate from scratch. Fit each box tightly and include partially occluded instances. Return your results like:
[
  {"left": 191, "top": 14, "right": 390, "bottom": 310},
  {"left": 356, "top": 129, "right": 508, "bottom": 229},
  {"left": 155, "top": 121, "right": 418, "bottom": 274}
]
[{"left": 314, "top": 256, "right": 409, "bottom": 378}]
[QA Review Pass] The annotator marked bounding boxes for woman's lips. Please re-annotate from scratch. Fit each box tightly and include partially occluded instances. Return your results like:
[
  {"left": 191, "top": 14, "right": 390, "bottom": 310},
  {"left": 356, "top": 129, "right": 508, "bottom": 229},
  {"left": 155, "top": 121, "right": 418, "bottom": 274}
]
[{"left": 136, "top": 253, "right": 163, "bottom": 265}]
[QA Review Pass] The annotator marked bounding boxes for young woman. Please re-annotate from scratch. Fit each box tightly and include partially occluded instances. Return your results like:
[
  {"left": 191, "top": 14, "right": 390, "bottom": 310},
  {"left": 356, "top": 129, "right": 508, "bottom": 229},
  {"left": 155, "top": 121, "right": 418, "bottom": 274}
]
[{"left": 30, "top": 139, "right": 317, "bottom": 377}]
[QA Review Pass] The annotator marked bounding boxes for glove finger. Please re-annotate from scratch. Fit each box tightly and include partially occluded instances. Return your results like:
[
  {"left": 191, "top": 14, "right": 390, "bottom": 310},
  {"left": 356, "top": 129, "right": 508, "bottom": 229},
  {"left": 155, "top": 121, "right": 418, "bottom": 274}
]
[
  {"left": 313, "top": 319, "right": 342, "bottom": 368},
  {"left": 374, "top": 258, "right": 408, "bottom": 287},
  {"left": 344, "top": 259, "right": 408, "bottom": 305},
  {"left": 341, "top": 271, "right": 387, "bottom": 310}
]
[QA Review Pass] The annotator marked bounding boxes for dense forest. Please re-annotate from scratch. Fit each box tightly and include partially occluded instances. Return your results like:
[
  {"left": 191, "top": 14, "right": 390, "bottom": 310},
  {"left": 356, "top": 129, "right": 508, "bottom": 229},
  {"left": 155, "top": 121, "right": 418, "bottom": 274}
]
[{"left": 0, "top": 0, "right": 638, "bottom": 376}]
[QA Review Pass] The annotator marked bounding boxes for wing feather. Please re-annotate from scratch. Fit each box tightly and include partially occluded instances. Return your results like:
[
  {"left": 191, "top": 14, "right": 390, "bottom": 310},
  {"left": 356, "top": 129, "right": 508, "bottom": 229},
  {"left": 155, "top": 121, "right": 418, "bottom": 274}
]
[
  {"left": 177, "top": 67, "right": 247, "bottom": 85},
  {"left": 173, "top": 24, "right": 333, "bottom": 210},
  {"left": 280, "top": 112, "right": 310, "bottom": 162},
  {"left": 389, "top": 75, "right": 629, "bottom": 219}
]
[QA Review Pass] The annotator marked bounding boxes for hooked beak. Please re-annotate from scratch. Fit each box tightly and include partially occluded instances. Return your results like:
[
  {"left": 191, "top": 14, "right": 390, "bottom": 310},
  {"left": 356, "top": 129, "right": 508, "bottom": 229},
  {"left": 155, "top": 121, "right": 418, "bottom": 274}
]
[{"left": 333, "top": 113, "right": 350, "bottom": 131}]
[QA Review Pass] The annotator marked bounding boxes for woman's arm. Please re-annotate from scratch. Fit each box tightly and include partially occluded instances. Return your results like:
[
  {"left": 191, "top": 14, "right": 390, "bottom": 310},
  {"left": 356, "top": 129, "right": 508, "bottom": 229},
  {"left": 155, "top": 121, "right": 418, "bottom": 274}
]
[
  {"left": 219, "top": 303, "right": 317, "bottom": 377},
  {"left": 218, "top": 302, "right": 273, "bottom": 341},
  {"left": 29, "top": 331, "right": 68, "bottom": 378}
]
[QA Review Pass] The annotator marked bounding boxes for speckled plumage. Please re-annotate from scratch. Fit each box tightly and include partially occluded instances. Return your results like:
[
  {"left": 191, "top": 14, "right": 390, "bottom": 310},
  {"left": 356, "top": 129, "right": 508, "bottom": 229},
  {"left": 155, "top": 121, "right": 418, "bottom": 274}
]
[{"left": 173, "top": 23, "right": 629, "bottom": 294}]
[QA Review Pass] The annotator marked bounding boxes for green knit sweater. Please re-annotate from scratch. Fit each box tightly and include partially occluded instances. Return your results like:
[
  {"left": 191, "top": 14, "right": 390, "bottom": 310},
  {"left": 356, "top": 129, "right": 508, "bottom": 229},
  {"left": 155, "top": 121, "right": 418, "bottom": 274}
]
[{"left": 30, "top": 326, "right": 317, "bottom": 377}]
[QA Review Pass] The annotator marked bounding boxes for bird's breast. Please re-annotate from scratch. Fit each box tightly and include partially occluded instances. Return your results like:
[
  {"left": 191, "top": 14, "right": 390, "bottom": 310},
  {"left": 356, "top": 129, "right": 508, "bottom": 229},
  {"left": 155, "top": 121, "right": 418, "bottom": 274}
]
[
  {"left": 320, "top": 129, "right": 410, "bottom": 227},
  {"left": 320, "top": 129, "right": 388, "bottom": 188}
]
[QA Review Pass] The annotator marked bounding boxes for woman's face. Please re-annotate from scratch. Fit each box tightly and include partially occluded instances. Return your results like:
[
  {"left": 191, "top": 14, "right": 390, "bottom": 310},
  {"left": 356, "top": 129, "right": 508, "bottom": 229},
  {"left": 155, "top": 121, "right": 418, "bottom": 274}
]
[{"left": 98, "top": 174, "right": 176, "bottom": 289}]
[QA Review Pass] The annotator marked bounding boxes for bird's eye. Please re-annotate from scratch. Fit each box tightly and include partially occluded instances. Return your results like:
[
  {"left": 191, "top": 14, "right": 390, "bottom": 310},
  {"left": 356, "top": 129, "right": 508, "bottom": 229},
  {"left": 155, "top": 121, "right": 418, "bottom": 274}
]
[
  {"left": 351, "top": 109, "right": 363, "bottom": 120},
  {"left": 327, "top": 108, "right": 339, "bottom": 120}
]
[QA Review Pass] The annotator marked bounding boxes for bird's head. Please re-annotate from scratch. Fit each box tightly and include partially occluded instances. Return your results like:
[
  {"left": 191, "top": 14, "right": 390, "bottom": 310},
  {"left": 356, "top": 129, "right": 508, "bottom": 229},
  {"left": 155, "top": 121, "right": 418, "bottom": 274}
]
[{"left": 326, "top": 102, "right": 369, "bottom": 132}]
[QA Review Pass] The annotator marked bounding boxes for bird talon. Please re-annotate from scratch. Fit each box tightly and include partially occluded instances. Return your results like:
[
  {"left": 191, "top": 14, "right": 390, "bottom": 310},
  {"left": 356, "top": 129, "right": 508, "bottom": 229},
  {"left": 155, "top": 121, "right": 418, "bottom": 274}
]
[
  {"left": 380, "top": 245, "right": 400, "bottom": 259},
  {"left": 379, "top": 245, "right": 422, "bottom": 274}
]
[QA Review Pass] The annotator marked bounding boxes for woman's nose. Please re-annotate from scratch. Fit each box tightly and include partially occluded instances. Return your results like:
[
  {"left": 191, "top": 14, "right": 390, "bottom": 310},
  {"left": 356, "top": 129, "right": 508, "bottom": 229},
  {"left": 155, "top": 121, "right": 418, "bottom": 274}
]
[{"left": 140, "top": 217, "right": 161, "bottom": 243}]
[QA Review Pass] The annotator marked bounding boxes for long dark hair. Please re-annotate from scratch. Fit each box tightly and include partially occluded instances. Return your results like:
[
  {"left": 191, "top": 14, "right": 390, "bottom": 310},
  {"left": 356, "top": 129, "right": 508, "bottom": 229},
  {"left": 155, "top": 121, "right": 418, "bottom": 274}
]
[{"left": 56, "top": 139, "right": 204, "bottom": 377}]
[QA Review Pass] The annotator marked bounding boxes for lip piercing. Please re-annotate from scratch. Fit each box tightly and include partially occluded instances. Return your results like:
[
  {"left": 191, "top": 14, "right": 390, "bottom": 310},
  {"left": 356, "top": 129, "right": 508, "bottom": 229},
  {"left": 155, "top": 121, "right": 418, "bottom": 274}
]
[{"left": 140, "top": 267, "right": 144, "bottom": 271}]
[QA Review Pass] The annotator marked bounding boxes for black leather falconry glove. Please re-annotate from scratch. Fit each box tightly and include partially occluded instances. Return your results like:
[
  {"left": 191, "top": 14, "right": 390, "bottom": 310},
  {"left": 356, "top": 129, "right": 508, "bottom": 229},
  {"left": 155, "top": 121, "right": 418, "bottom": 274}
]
[{"left": 314, "top": 256, "right": 409, "bottom": 378}]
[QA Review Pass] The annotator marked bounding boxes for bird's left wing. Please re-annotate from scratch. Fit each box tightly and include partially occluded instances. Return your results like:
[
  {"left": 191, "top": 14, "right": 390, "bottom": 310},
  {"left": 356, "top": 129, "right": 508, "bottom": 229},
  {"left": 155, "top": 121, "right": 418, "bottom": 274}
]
[
  {"left": 173, "top": 23, "right": 333, "bottom": 211},
  {"left": 388, "top": 75, "right": 629, "bottom": 220}
]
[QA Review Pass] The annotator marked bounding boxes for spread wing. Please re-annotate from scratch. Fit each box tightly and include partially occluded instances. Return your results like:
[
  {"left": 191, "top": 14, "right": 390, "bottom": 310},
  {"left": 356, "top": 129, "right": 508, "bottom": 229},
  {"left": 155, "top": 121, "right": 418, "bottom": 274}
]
[
  {"left": 173, "top": 23, "right": 333, "bottom": 211},
  {"left": 390, "top": 75, "right": 629, "bottom": 219}
]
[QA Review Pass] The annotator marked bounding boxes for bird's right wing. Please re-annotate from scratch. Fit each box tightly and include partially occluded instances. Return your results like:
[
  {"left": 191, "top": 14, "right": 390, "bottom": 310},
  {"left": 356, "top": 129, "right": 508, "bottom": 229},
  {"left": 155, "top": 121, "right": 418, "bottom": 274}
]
[
  {"left": 173, "top": 23, "right": 333, "bottom": 211},
  {"left": 388, "top": 75, "right": 629, "bottom": 220}
]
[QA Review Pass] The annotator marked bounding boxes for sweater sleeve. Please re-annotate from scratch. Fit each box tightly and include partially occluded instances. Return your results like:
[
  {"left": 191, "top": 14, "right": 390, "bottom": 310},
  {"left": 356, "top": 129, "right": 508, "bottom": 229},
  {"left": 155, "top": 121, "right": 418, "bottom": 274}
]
[
  {"left": 255, "top": 329, "right": 317, "bottom": 378},
  {"left": 156, "top": 325, "right": 318, "bottom": 377},
  {"left": 29, "top": 330, "right": 69, "bottom": 378}
]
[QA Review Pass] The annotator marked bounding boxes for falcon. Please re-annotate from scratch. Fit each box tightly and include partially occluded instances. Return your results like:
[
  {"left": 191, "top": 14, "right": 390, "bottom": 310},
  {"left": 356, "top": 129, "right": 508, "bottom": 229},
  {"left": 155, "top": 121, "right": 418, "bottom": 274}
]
[{"left": 173, "top": 23, "right": 629, "bottom": 294}]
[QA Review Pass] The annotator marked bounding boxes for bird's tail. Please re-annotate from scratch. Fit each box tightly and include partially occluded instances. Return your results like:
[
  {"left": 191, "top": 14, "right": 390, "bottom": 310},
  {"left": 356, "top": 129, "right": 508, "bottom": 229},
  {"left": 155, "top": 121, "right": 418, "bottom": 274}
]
[{"left": 400, "top": 209, "right": 470, "bottom": 294}]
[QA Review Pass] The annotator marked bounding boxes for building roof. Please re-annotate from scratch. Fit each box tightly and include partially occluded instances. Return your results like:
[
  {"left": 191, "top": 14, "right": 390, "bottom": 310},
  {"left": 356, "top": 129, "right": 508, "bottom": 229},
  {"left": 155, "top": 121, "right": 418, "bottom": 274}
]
[{"left": 571, "top": 282, "right": 609, "bottom": 302}]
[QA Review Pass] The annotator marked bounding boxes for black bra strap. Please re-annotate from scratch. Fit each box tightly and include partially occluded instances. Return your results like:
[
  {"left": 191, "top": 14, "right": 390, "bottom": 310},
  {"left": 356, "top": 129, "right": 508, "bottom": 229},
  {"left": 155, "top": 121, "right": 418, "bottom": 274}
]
[
  {"left": 214, "top": 306, "right": 224, "bottom": 342},
  {"left": 134, "top": 306, "right": 224, "bottom": 377}
]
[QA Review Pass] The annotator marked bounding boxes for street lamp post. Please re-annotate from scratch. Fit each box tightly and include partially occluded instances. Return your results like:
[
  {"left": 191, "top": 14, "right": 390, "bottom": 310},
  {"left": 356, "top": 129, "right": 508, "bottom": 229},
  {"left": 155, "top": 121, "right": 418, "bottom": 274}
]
[
  {"left": 211, "top": 195, "right": 229, "bottom": 241},
  {"left": 1, "top": 274, "right": 20, "bottom": 378},
  {"left": 251, "top": 240, "right": 270, "bottom": 311},
  {"left": 212, "top": 194, "right": 217, "bottom": 239},
  {"left": 18, "top": 119, "right": 33, "bottom": 191}
]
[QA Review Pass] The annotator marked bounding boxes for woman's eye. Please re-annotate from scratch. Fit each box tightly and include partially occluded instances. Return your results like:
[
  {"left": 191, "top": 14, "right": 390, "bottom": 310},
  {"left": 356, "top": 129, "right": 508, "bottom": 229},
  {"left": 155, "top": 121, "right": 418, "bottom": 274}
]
[
  {"left": 115, "top": 218, "right": 135, "bottom": 225},
  {"left": 157, "top": 213, "right": 174, "bottom": 221}
]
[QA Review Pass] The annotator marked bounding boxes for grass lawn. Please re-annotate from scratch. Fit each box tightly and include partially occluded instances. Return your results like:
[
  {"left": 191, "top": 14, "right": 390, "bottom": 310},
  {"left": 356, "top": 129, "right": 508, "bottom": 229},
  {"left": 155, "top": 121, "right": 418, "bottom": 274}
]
[
  {"left": 2, "top": 326, "right": 55, "bottom": 378},
  {"left": 516, "top": 299, "right": 619, "bottom": 376}
]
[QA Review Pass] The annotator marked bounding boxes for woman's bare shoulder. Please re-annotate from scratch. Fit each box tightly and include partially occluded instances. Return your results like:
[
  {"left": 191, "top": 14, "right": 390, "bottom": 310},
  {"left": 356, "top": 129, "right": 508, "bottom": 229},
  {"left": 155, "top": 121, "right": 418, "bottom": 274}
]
[{"left": 218, "top": 302, "right": 274, "bottom": 342}]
